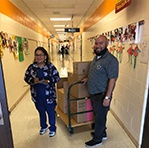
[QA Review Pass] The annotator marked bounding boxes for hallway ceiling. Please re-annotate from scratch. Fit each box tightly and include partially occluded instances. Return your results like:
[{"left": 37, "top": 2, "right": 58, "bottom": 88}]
[{"left": 10, "top": 0, "right": 103, "bottom": 41}]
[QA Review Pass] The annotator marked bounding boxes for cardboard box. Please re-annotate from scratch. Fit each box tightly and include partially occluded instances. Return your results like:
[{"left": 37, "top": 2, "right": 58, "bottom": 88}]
[
  {"left": 73, "top": 61, "right": 91, "bottom": 75},
  {"left": 67, "top": 72, "right": 90, "bottom": 98},
  {"left": 70, "top": 98, "right": 94, "bottom": 123},
  {"left": 86, "top": 99, "right": 93, "bottom": 121},
  {"left": 57, "top": 77, "right": 68, "bottom": 88},
  {"left": 70, "top": 99, "right": 86, "bottom": 123},
  {"left": 57, "top": 82, "right": 94, "bottom": 122},
  {"left": 57, "top": 81, "right": 69, "bottom": 113},
  {"left": 57, "top": 89, "right": 67, "bottom": 113}
]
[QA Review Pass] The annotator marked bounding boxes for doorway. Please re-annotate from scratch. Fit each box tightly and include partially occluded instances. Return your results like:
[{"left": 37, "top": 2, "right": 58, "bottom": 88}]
[
  {"left": 141, "top": 89, "right": 149, "bottom": 148},
  {"left": 0, "top": 60, "right": 14, "bottom": 148}
]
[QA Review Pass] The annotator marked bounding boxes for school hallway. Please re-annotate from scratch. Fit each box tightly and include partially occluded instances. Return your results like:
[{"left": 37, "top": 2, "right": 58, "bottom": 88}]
[{"left": 10, "top": 48, "right": 136, "bottom": 148}]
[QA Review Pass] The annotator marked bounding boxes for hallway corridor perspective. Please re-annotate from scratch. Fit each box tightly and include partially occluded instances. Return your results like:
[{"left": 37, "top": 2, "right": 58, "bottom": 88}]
[{"left": 10, "top": 47, "right": 136, "bottom": 148}]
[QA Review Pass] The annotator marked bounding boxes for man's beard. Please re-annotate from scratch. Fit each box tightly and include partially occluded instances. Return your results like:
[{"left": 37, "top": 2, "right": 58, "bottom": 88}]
[{"left": 94, "top": 48, "right": 108, "bottom": 56}]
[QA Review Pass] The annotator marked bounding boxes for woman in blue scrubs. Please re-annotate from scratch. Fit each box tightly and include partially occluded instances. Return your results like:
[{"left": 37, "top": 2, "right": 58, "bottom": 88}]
[{"left": 24, "top": 47, "right": 60, "bottom": 137}]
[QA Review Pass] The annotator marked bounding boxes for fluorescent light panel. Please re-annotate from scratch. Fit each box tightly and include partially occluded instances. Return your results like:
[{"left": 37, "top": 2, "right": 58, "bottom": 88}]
[
  {"left": 58, "top": 34, "right": 66, "bottom": 37},
  {"left": 55, "top": 29, "right": 64, "bottom": 31},
  {"left": 50, "top": 18, "right": 71, "bottom": 21},
  {"left": 53, "top": 25, "right": 69, "bottom": 27},
  {"left": 45, "top": 4, "right": 74, "bottom": 9},
  {"left": 54, "top": 25, "right": 65, "bottom": 27},
  {"left": 57, "top": 32, "right": 65, "bottom": 34}
]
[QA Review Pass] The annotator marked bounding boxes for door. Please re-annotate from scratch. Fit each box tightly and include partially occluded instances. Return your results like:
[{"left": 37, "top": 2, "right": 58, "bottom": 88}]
[
  {"left": 0, "top": 60, "right": 14, "bottom": 148},
  {"left": 141, "top": 89, "right": 149, "bottom": 148}
]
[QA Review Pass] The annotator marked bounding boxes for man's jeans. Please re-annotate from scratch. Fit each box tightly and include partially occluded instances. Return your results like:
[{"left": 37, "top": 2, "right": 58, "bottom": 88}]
[{"left": 90, "top": 93, "right": 109, "bottom": 142}]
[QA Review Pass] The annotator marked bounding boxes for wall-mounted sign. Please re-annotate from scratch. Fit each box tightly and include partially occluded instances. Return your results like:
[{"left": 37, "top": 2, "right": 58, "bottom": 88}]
[
  {"left": 65, "top": 28, "right": 80, "bottom": 33},
  {"left": 64, "top": 40, "right": 69, "bottom": 42},
  {"left": 115, "top": 0, "right": 131, "bottom": 13}
]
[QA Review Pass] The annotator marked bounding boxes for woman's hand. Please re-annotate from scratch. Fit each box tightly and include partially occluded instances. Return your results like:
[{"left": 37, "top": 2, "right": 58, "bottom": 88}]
[
  {"left": 34, "top": 77, "right": 39, "bottom": 83},
  {"left": 34, "top": 78, "right": 49, "bottom": 84},
  {"left": 42, "top": 79, "right": 50, "bottom": 84}
]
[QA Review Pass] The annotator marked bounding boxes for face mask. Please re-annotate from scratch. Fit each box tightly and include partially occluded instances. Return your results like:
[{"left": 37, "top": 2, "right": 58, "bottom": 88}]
[{"left": 94, "top": 48, "right": 108, "bottom": 56}]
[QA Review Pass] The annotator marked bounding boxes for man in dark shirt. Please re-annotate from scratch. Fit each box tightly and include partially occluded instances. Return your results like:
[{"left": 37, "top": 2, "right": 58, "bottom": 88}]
[{"left": 82, "top": 35, "right": 119, "bottom": 147}]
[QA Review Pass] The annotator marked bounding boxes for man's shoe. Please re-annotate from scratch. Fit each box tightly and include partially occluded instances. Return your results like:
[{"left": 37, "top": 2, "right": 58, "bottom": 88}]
[
  {"left": 85, "top": 139, "right": 102, "bottom": 147},
  {"left": 49, "top": 131, "right": 56, "bottom": 137},
  {"left": 90, "top": 132, "right": 95, "bottom": 137},
  {"left": 91, "top": 132, "right": 108, "bottom": 140},
  {"left": 102, "top": 136, "right": 108, "bottom": 140},
  {"left": 39, "top": 127, "right": 48, "bottom": 135}
]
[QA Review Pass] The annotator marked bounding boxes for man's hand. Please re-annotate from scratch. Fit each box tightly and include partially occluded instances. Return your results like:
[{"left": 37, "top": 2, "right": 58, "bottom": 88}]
[
  {"left": 103, "top": 99, "right": 110, "bottom": 107},
  {"left": 81, "top": 78, "right": 88, "bottom": 84}
]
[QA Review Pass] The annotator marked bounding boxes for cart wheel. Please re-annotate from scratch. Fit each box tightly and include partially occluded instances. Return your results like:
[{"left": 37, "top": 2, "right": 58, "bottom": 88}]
[
  {"left": 68, "top": 127, "right": 74, "bottom": 134},
  {"left": 91, "top": 122, "right": 95, "bottom": 129}
]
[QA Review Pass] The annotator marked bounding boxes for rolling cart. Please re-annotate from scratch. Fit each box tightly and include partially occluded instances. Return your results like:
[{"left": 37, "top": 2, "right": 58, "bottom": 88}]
[{"left": 56, "top": 81, "right": 94, "bottom": 134}]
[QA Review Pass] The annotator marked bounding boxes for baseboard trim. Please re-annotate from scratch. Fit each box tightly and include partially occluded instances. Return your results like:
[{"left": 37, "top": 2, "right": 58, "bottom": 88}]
[
  {"left": 9, "top": 88, "right": 29, "bottom": 112},
  {"left": 110, "top": 109, "right": 138, "bottom": 148}
]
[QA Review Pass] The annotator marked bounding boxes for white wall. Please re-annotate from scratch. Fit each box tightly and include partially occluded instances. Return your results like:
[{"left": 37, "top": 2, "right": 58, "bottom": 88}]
[{"left": 82, "top": 0, "right": 149, "bottom": 147}]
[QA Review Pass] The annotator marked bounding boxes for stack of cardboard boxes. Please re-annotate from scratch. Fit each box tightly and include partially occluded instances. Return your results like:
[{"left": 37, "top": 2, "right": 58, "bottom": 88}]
[
  {"left": 57, "top": 81, "right": 68, "bottom": 114},
  {"left": 57, "top": 61, "right": 94, "bottom": 123}
]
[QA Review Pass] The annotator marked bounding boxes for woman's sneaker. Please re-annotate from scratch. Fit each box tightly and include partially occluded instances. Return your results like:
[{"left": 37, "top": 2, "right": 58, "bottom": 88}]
[
  {"left": 49, "top": 131, "right": 56, "bottom": 137},
  {"left": 39, "top": 127, "right": 48, "bottom": 135}
]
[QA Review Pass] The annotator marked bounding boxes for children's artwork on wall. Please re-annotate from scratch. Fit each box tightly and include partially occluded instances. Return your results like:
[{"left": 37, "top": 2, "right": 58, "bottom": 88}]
[
  {"left": 117, "top": 43, "right": 125, "bottom": 63},
  {"left": 114, "top": 28, "right": 121, "bottom": 42},
  {"left": 8, "top": 35, "right": 13, "bottom": 52},
  {"left": 109, "top": 42, "right": 124, "bottom": 63},
  {"left": 109, "top": 45, "right": 116, "bottom": 55},
  {"left": 127, "top": 44, "right": 141, "bottom": 68},
  {"left": 0, "top": 35, "right": 4, "bottom": 58},
  {"left": 137, "top": 20, "right": 145, "bottom": 43},
  {"left": 104, "top": 32, "right": 110, "bottom": 42},
  {"left": 17, "top": 36, "right": 24, "bottom": 62},
  {"left": 117, "top": 27, "right": 123, "bottom": 43},
  {"left": 23, "top": 38, "right": 29, "bottom": 55},
  {"left": 88, "top": 19, "right": 144, "bottom": 67},
  {"left": 0, "top": 32, "right": 8, "bottom": 48},
  {"left": 127, "top": 45, "right": 133, "bottom": 64},
  {"left": 12, "top": 35, "right": 18, "bottom": 59},
  {"left": 109, "top": 31, "right": 115, "bottom": 44},
  {"left": 121, "top": 26, "right": 128, "bottom": 43},
  {"left": 0, "top": 31, "right": 32, "bottom": 61},
  {"left": 133, "top": 45, "right": 141, "bottom": 68},
  {"left": 127, "top": 23, "right": 137, "bottom": 43}
]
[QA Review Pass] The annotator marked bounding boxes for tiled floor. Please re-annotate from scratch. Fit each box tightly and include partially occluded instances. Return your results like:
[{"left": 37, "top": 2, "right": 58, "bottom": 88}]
[{"left": 10, "top": 47, "right": 136, "bottom": 148}]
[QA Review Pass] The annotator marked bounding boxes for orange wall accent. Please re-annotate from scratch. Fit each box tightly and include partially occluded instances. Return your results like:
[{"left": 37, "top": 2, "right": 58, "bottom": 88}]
[
  {"left": 81, "top": 0, "right": 116, "bottom": 32},
  {"left": 0, "top": 0, "right": 50, "bottom": 38}
]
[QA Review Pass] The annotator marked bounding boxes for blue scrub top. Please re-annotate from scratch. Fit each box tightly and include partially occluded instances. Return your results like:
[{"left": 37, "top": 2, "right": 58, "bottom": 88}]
[{"left": 36, "top": 68, "right": 46, "bottom": 99}]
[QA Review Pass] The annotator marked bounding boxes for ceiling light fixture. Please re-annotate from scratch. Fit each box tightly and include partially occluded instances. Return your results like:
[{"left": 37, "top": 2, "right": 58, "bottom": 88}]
[
  {"left": 50, "top": 18, "right": 71, "bottom": 21},
  {"left": 57, "top": 32, "right": 65, "bottom": 34},
  {"left": 53, "top": 25, "right": 65, "bottom": 27},
  {"left": 53, "top": 25, "right": 69, "bottom": 27},
  {"left": 55, "top": 29, "right": 64, "bottom": 31},
  {"left": 45, "top": 4, "right": 74, "bottom": 9}
]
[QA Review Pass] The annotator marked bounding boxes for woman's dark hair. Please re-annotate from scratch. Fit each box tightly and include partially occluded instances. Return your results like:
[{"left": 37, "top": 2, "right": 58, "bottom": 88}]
[{"left": 34, "top": 46, "right": 50, "bottom": 63}]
